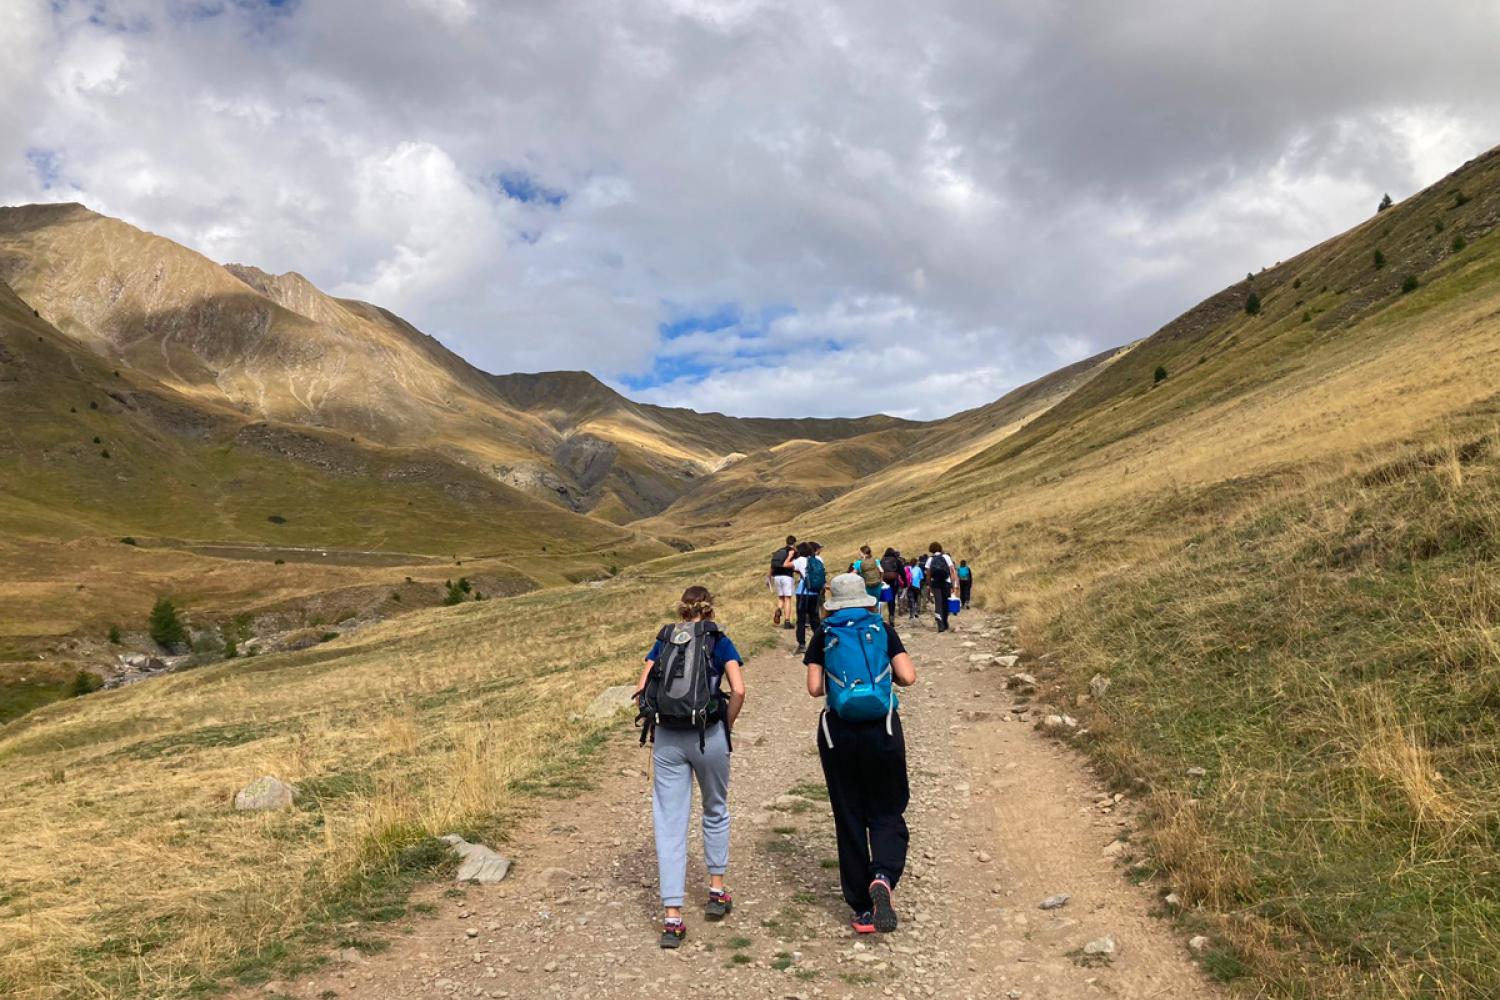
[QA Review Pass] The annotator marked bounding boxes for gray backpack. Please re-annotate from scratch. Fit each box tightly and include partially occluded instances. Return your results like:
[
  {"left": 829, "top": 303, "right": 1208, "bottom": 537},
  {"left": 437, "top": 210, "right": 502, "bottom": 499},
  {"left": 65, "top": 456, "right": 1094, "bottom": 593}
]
[{"left": 637, "top": 620, "right": 723, "bottom": 749}]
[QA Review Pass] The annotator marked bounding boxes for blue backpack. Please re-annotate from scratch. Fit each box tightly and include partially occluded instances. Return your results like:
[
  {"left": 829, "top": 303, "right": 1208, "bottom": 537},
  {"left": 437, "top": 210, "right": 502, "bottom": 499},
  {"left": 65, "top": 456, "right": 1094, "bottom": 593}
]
[
  {"left": 803, "top": 555, "right": 827, "bottom": 593},
  {"left": 822, "top": 608, "right": 897, "bottom": 729}
]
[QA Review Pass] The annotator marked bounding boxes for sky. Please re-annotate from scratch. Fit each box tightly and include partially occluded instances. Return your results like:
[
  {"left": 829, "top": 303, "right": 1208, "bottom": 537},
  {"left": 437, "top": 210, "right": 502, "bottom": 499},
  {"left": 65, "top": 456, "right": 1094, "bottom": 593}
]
[{"left": 3, "top": 1, "right": 1499, "bottom": 419}]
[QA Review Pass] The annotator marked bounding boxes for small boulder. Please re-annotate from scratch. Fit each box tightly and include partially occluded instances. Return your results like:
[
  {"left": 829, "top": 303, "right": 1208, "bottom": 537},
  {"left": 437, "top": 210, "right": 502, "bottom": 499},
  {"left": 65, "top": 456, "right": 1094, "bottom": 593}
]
[
  {"left": 1083, "top": 934, "right": 1116, "bottom": 956},
  {"left": 586, "top": 684, "right": 639, "bottom": 721},
  {"left": 1007, "top": 672, "right": 1038, "bottom": 690},
  {"left": 439, "top": 834, "right": 512, "bottom": 883},
  {"left": 994, "top": 655, "right": 1020, "bottom": 669},
  {"left": 1188, "top": 935, "right": 1210, "bottom": 953},
  {"left": 1101, "top": 839, "right": 1127, "bottom": 858},
  {"left": 1186, "top": 766, "right": 1208, "bottom": 778},
  {"left": 1038, "top": 894, "right": 1070, "bottom": 910},
  {"left": 1089, "top": 673, "right": 1111, "bottom": 699},
  {"left": 234, "top": 776, "right": 295, "bottom": 811},
  {"left": 1163, "top": 892, "right": 1182, "bottom": 910}
]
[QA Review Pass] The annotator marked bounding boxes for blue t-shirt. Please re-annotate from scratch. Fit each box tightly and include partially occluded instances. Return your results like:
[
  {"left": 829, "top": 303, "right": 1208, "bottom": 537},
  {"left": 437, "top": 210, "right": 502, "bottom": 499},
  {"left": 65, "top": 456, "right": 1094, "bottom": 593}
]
[
  {"left": 908, "top": 564, "right": 923, "bottom": 587},
  {"left": 645, "top": 625, "right": 742, "bottom": 694}
]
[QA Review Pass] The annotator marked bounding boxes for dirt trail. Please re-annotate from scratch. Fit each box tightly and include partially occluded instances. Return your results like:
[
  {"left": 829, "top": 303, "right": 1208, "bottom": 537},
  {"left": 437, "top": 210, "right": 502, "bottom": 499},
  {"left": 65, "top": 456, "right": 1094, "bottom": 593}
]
[{"left": 251, "top": 610, "right": 1221, "bottom": 1000}]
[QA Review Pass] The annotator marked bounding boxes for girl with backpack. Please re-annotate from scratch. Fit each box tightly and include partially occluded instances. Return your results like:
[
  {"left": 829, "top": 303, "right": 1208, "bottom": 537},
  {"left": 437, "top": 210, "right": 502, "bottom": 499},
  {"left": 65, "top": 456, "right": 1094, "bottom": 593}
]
[
  {"left": 793, "top": 541, "right": 826, "bottom": 655},
  {"left": 633, "top": 586, "right": 746, "bottom": 948},
  {"left": 803, "top": 573, "right": 917, "bottom": 935},
  {"left": 958, "top": 560, "right": 974, "bottom": 608}
]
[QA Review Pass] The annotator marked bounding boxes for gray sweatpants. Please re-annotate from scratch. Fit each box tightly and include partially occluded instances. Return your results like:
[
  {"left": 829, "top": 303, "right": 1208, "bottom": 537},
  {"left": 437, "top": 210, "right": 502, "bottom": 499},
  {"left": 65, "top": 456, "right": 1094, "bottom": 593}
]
[{"left": 651, "top": 722, "right": 731, "bottom": 908}]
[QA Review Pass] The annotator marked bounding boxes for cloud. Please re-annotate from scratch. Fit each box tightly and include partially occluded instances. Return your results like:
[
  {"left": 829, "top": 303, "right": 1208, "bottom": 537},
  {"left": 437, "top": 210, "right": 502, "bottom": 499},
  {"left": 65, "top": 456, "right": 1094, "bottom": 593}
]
[{"left": 3, "top": 0, "right": 1499, "bottom": 417}]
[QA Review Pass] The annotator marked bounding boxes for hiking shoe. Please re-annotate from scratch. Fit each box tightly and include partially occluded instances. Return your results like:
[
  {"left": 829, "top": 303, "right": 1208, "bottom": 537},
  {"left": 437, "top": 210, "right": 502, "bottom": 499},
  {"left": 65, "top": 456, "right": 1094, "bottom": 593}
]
[
  {"left": 773, "top": 608, "right": 783, "bottom": 625},
  {"left": 870, "top": 878, "right": 898, "bottom": 932},
  {"left": 851, "top": 911, "right": 877, "bottom": 935},
  {"left": 782, "top": 622, "right": 795, "bottom": 630},
  {"left": 660, "top": 919, "right": 686, "bottom": 948},
  {"left": 793, "top": 644, "right": 806, "bottom": 655},
  {"left": 706, "top": 888, "right": 733, "bottom": 920}
]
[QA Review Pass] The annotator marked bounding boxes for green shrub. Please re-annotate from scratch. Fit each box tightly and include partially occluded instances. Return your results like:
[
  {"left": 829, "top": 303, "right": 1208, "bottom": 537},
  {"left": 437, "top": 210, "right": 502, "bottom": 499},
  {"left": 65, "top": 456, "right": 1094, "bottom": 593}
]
[
  {"left": 120, "top": 536, "right": 137, "bottom": 546},
  {"left": 1373, "top": 248, "right": 1386, "bottom": 269},
  {"left": 99, "top": 449, "right": 110, "bottom": 459},
  {"left": 1292, "top": 277, "right": 1301, "bottom": 289},
  {"left": 320, "top": 632, "right": 340, "bottom": 643},
  {"left": 1401, "top": 274, "right": 1420, "bottom": 294},
  {"left": 267, "top": 514, "right": 287, "bottom": 525},
  {"left": 1434, "top": 218, "right": 1445, "bottom": 233},
  {"left": 148, "top": 597, "right": 187, "bottom": 649},
  {"left": 1454, "top": 189, "right": 1471, "bottom": 207},
  {"left": 223, "top": 636, "right": 238, "bottom": 659},
  {"left": 92, "top": 436, "right": 101, "bottom": 444},
  {"left": 1377, "top": 192, "right": 1393, "bottom": 212},
  {"left": 1153, "top": 366, "right": 1168, "bottom": 385},
  {"left": 1302, "top": 311, "right": 1313, "bottom": 324},
  {"left": 69, "top": 671, "right": 103, "bottom": 697},
  {"left": 1452, "top": 233, "right": 1468, "bottom": 253},
  {"left": 107, "top": 625, "right": 122, "bottom": 645},
  {"left": 1244, "top": 291, "right": 1261, "bottom": 315},
  {"left": 274, "top": 558, "right": 285, "bottom": 565}
]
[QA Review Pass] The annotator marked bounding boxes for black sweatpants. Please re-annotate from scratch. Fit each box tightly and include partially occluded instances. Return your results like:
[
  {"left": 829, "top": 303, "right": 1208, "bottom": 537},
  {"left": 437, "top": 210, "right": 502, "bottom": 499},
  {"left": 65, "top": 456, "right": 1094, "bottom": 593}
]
[
  {"left": 816, "top": 710, "right": 910, "bottom": 914},
  {"left": 932, "top": 580, "right": 951, "bottom": 631},
  {"left": 795, "top": 593, "right": 821, "bottom": 648},
  {"left": 959, "top": 578, "right": 973, "bottom": 607}
]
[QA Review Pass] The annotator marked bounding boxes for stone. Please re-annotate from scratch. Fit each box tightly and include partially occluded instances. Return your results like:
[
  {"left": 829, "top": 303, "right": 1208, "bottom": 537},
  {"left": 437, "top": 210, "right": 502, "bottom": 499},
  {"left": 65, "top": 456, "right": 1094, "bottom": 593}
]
[
  {"left": 1101, "top": 839, "right": 1127, "bottom": 858},
  {"left": 1088, "top": 673, "right": 1111, "bottom": 699},
  {"left": 967, "top": 653, "right": 994, "bottom": 664},
  {"left": 233, "top": 776, "right": 295, "bottom": 811},
  {"left": 1040, "top": 715, "right": 1065, "bottom": 731},
  {"left": 1038, "top": 894, "right": 1070, "bottom": 910},
  {"left": 1188, "top": 935, "right": 1210, "bottom": 953},
  {"left": 976, "top": 851, "right": 992, "bottom": 863},
  {"left": 1163, "top": 892, "right": 1182, "bottom": 910},
  {"left": 1006, "top": 672, "right": 1037, "bottom": 690},
  {"left": 586, "top": 684, "right": 639, "bottom": 721},
  {"left": 1186, "top": 766, "right": 1208, "bottom": 778},
  {"left": 440, "top": 834, "right": 513, "bottom": 884},
  {"left": 1083, "top": 934, "right": 1116, "bottom": 956},
  {"left": 993, "top": 654, "right": 1020, "bottom": 669}
]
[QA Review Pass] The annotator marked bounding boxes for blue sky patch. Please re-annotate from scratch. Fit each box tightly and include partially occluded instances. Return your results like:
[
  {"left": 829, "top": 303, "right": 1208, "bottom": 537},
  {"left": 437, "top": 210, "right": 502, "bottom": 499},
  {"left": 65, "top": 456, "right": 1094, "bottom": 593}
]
[
  {"left": 621, "top": 303, "right": 798, "bottom": 391},
  {"left": 495, "top": 171, "right": 566, "bottom": 207},
  {"left": 26, "top": 148, "right": 62, "bottom": 191}
]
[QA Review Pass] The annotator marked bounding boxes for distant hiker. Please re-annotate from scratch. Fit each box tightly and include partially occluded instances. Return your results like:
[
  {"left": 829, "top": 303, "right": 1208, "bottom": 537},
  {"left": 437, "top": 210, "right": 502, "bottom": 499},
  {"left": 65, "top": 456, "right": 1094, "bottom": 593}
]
[
  {"left": 926, "top": 542, "right": 958, "bottom": 632},
  {"left": 634, "top": 586, "right": 747, "bottom": 948},
  {"left": 958, "top": 559, "right": 973, "bottom": 608},
  {"left": 803, "top": 573, "right": 916, "bottom": 935},
  {"left": 855, "top": 545, "right": 883, "bottom": 598},
  {"left": 794, "top": 541, "right": 827, "bottom": 655},
  {"left": 879, "top": 547, "right": 903, "bottom": 625},
  {"left": 769, "top": 535, "right": 797, "bottom": 630},
  {"left": 905, "top": 556, "right": 924, "bottom": 619}
]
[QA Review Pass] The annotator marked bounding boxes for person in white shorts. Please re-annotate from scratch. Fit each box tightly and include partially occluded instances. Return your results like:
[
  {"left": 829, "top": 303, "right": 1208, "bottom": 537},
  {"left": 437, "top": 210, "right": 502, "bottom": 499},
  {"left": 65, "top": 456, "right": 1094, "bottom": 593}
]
[{"left": 768, "top": 534, "right": 797, "bottom": 630}]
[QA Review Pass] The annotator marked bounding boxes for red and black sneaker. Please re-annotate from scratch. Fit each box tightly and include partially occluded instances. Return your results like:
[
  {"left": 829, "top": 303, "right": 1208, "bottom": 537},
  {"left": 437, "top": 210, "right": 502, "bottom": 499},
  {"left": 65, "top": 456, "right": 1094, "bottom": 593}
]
[
  {"left": 870, "top": 877, "right": 899, "bottom": 932},
  {"left": 660, "top": 918, "right": 686, "bottom": 949},
  {"left": 851, "top": 911, "right": 877, "bottom": 935},
  {"left": 706, "top": 888, "right": 733, "bottom": 920}
]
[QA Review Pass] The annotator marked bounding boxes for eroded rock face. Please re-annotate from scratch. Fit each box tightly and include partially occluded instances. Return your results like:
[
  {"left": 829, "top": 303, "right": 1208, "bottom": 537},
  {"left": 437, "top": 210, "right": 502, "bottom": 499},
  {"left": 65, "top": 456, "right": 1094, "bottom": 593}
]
[{"left": 234, "top": 776, "right": 295, "bottom": 811}]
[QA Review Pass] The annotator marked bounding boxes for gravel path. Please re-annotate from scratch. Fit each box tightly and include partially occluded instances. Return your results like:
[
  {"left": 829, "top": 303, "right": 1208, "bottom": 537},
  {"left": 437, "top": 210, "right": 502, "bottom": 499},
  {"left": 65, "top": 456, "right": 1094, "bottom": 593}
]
[{"left": 251, "top": 610, "right": 1221, "bottom": 1000}]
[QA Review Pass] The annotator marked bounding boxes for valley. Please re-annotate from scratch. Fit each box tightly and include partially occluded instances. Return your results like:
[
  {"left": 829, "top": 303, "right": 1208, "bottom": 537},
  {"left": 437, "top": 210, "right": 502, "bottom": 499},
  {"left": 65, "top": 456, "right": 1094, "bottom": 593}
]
[{"left": 2, "top": 143, "right": 1500, "bottom": 1000}]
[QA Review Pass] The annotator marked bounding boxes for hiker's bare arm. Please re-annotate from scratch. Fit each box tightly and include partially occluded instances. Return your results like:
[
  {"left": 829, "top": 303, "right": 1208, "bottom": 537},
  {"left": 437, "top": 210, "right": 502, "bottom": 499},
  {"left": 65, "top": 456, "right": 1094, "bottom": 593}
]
[
  {"left": 724, "top": 660, "right": 746, "bottom": 725},
  {"left": 806, "top": 661, "right": 825, "bottom": 697},
  {"left": 634, "top": 660, "right": 653, "bottom": 696},
  {"left": 892, "top": 652, "right": 916, "bottom": 687}
]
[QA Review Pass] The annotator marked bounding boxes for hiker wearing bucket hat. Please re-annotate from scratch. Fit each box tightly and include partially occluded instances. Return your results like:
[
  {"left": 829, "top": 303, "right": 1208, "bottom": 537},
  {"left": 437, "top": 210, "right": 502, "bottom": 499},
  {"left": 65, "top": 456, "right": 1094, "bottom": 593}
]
[{"left": 803, "top": 573, "right": 917, "bottom": 935}]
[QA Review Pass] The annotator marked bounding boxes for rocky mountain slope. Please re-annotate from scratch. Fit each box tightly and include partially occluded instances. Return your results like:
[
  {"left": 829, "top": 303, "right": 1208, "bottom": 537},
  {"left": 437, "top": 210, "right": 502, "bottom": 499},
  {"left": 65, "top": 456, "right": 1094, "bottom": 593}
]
[{"left": 0, "top": 204, "right": 911, "bottom": 522}]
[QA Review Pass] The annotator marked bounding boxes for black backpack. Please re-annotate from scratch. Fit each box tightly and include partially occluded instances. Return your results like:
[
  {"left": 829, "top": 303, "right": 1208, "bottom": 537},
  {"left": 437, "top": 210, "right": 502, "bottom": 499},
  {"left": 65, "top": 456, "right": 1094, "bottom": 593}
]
[
  {"left": 881, "top": 554, "right": 903, "bottom": 584},
  {"left": 770, "top": 547, "right": 791, "bottom": 574},
  {"left": 927, "top": 555, "right": 951, "bottom": 585},
  {"left": 638, "top": 620, "right": 724, "bottom": 749}
]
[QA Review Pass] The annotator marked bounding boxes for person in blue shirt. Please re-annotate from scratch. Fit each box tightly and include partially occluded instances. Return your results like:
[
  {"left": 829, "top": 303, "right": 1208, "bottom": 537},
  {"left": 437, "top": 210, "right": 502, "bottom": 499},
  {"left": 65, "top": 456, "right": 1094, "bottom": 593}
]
[
  {"left": 793, "top": 541, "right": 826, "bottom": 655},
  {"left": 905, "top": 558, "right": 924, "bottom": 619},
  {"left": 633, "top": 586, "right": 746, "bottom": 948},
  {"left": 958, "top": 559, "right": 974, "bottom": 608}
]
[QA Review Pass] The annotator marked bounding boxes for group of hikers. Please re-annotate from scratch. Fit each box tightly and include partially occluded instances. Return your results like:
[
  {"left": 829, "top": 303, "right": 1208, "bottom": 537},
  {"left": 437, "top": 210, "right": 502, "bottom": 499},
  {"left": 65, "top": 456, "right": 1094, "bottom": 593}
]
[
  {"left": 631, "top": 536, "right": 974, "bottom": 949},
  {"left": 769, "top": 535, "right": 974, "bottom": 647}
]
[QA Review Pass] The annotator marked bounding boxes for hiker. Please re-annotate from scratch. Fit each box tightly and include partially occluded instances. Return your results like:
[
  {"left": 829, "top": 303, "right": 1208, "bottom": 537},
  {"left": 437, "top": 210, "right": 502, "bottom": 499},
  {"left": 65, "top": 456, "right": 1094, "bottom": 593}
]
[
  {"left": 905, "top": 555, "right": 924, "bottom": 619},
  {"left": 926, "top": 542, "right": 959, "bottom": 632},
  {"left": 879, "top": 547, "right": 903, "bottom": 626},
  {"left": 769, "top": 535, "right": 797, "bottom": 630},
  {"left": 793, "top": 541, "right": 827, "bottom": 655},
  {"left": 855, "top": 545, "right": 883, "bottom": 599},
  {"left": 958, "top": 559, "right": 973, "bottom": 608},
  {"left": 634, "top": 586, "right": 747, "bottom": 948},
  {"left": 803, "top": 573, "right": 916, "bottom": 935}
]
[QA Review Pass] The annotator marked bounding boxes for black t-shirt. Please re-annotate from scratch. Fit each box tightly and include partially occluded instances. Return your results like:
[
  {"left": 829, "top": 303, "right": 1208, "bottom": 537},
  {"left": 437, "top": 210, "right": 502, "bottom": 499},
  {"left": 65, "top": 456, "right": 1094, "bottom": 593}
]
[
  {"left": 803, "top": 619, "right": 907, "bottom": 666},
  {"left": 771, "top": 546, "right": 794, "bottom": 576}
]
